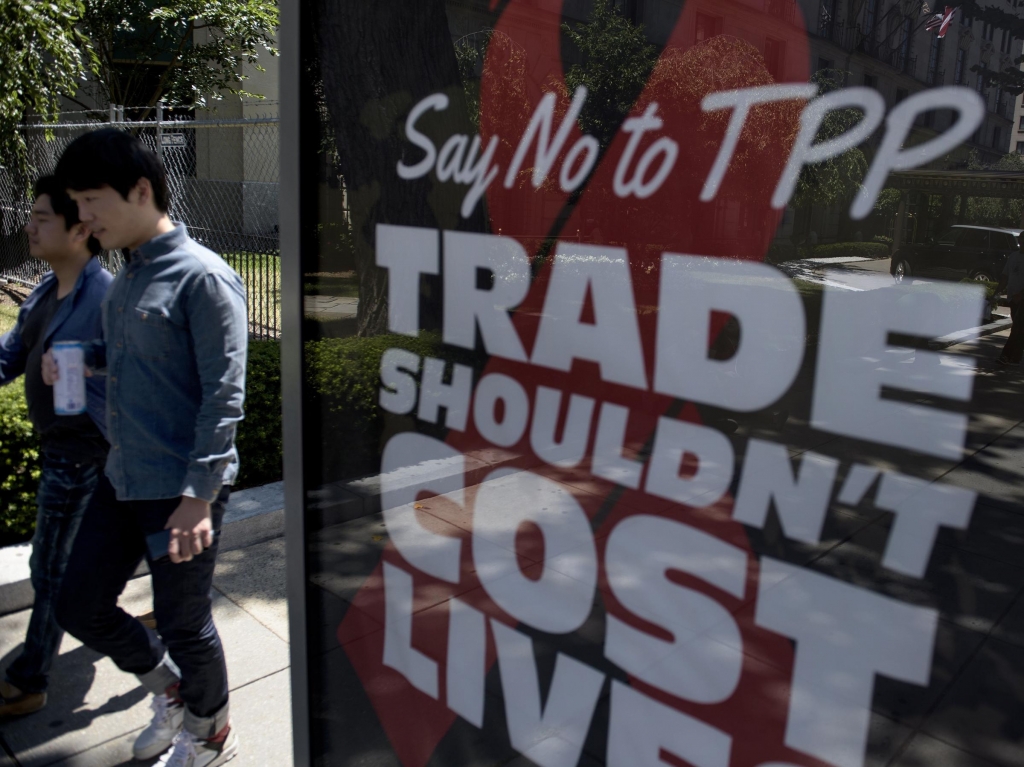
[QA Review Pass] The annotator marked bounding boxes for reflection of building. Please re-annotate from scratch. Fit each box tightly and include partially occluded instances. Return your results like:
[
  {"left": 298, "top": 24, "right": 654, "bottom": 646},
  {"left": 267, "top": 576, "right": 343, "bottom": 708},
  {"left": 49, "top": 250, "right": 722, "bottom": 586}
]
[
  {"left": 192, "top": 32, "right": 280, "bottom": 243},
  {"left": 1010, "top": 54, "right": 1024, "bottom": 153},
  {"left": 444, "top": 0, "right": 1022, "bottom": 248},
  {"left": 60, "top": 28, "right": 281, "bottom": 248},
  {"left": 805, "top": 0, "right": 1020, "bottom": 162},
  {"left": 797, "top": 0, "right": 1023, "bottom": 243}
]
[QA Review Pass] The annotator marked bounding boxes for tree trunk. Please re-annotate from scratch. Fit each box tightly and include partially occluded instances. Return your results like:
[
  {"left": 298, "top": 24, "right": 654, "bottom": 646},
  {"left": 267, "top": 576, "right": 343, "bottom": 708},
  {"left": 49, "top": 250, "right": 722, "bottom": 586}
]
[{"left": 313, "top": 0, "right": 488, "bottom": 336}]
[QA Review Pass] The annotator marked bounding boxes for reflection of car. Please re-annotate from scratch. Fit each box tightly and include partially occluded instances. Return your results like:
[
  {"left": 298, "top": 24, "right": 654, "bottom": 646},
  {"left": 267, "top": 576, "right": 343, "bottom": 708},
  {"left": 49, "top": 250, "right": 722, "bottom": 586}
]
[{"left": 890, "top": 225, "right": 1021, "bottom": 283}]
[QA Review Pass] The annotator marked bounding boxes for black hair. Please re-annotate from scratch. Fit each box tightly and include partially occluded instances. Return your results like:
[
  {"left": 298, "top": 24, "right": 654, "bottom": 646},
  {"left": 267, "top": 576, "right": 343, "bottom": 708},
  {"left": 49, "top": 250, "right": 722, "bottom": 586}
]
[
  {"left": 54, "top": 127, "right": 170, "bottom": 213},
  {"left": 33, "top": 175, "right": 102, "bottom": 256}
]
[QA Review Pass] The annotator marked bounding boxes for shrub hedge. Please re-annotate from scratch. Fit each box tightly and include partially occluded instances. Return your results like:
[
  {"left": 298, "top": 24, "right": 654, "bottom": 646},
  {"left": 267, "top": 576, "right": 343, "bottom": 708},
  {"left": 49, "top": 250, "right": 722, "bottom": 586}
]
[
  {"left": 812, "top": 241, "right": 889, "bottom": 259},
  {"left": 305, "top": 332, "right": 470, "bottom": 483},
  {"left": 234, "top": 339, "right": 283, "bottom": 489},
  {"left": 0, "top": 383, "right": 41, "bottom": 543},
  {"left": 0, "top": 338, "right": 285, "bottom": 545}
]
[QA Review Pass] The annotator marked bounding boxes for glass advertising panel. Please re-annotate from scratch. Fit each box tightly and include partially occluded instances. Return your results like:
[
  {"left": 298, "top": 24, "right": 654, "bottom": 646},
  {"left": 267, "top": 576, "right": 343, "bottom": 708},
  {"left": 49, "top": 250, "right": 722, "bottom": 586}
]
[{"left": 283, "top": 1, "right": 1024, "bottom": 765}]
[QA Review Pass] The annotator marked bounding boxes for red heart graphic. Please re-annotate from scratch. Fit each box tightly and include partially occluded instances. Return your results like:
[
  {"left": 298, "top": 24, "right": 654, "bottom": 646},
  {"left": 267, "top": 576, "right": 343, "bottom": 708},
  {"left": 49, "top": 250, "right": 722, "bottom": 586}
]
[{"left": 338, "top": 2, "right": 837, "bottom": 765}]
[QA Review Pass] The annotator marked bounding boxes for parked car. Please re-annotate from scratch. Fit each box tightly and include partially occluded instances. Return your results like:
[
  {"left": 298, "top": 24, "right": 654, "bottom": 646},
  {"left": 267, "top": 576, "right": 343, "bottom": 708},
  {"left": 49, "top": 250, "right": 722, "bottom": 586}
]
[{"left": 890, "top": 225, "right": 1021, "bottom": 283}]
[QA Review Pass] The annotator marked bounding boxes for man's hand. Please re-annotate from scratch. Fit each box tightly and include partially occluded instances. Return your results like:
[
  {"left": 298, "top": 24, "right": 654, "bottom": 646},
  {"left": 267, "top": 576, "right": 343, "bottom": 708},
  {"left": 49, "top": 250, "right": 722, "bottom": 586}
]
[
  {"left": 41, "top": 350, "right": 59, "bottom": 385},
  {"left": 165, "top": 496, "right": 214, "bottom": 564},
  {"left": 41, "top": 349, "right": 93, "bottom": 384}
]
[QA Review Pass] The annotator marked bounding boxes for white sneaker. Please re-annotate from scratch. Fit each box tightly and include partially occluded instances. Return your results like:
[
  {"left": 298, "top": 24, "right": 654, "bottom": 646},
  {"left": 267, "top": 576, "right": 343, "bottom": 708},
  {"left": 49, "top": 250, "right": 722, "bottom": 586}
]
[
  {"left": 156, "top": 728, "right": 239, "bottom": 767},
  {"left": 133, "top": 693, "right": 184, "bottom": 760}
]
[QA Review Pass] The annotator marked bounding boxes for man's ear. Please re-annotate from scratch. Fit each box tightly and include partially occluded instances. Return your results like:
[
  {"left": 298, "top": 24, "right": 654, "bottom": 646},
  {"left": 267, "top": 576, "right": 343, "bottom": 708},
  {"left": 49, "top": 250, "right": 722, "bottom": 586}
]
[
  {"left": 69, "top": 222, "right": 91, "bottom": 248},
  {"left": 132, "top": 177, "right": 153, "bottom": 207}
]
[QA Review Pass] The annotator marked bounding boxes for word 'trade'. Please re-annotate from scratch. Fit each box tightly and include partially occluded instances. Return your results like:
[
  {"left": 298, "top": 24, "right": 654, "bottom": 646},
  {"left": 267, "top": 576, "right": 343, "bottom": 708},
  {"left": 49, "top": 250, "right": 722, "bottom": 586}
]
[{"left": 376, "top": 224, "right": 984, "bottom": 462}]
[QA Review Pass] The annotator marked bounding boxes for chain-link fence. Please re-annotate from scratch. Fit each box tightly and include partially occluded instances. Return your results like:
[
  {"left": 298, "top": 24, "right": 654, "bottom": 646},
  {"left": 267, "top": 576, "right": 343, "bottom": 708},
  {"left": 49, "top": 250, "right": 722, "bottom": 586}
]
[{"left": 0, "top": 109, "right": 280, "bottom": 339}]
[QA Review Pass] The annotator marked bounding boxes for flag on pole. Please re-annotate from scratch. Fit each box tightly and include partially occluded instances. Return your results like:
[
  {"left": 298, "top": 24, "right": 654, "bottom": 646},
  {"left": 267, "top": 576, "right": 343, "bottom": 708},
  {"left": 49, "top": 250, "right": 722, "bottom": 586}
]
[{"left": 925, "top": 6, "right": 958, "bottom": 38}]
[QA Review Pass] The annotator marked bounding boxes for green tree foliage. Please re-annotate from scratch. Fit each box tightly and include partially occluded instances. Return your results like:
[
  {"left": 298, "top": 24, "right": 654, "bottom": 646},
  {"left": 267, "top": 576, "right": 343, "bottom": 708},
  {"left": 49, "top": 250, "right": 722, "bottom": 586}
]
[
  {"left": 790, "top": 69, "right": 868, "bottom": 210},
  {"left": 80, "top": 0, "right": 278, "bottom": 116},
  {"left": 874, "top": 187, "right": 902, "bottom": 219},
  {"left": 562, "top": 0, "right": 658, "bottom": 149},
  {"left": 0, "top": 0, "right": 95, "bottom": 183},
  {"left": 455, "top": 28, "right": 531, "bottom": 139},
  {"left": 962, "top": 150, "right": 1024, "bottom": 227}
]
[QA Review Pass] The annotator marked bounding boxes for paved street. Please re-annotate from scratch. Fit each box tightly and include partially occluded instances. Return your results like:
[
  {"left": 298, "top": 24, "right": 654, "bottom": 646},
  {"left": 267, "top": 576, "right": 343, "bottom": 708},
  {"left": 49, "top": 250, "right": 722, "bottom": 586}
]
[
  {"left": 777, "top": 255, "right": 896, "bottom": 291},
  {"left": 304, "top": 295, "right": 358, "bottom": 319}
]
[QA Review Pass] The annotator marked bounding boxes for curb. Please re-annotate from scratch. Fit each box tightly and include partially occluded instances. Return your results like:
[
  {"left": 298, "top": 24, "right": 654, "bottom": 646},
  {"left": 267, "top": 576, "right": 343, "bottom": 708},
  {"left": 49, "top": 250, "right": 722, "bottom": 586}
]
[
  {"left": 930, "top": 316, "right": 1013, "bottom": 350},
  {"left": 0, "top": 481, "right": 285, "bottom": 617}
]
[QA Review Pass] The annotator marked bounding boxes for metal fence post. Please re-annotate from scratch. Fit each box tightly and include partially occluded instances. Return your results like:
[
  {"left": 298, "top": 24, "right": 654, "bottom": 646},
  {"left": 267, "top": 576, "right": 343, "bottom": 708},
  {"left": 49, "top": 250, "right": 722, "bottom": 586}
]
[
  {"left": 2, "top": 108, "right": 282, "bottom": 337},
  {"left": 156, "top": 100, "right": 165, "bottom": 164}
]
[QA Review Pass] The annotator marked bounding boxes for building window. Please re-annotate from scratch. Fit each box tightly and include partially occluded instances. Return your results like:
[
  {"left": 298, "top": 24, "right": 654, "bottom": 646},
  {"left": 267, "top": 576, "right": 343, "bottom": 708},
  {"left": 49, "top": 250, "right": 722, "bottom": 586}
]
[
  {"left": 764, "top": 38, "right": 786, "bottom": 80},
  {"left": 994, "top": 126, "right": 1002, "bottom": 149},
  {"left": 864, "top": 73, "right": 877, "bottom": 89},
  {"left": 817, "top": 56, "right": 833, "bottom": 72},
  {"left": 1018, "top": 115, "right": 1024, "bottom": 131},
  {"left": 695, "top": 13, "right": 722, "bottom": 44},
  {"left": 961, "top": 12, "right": 972, "bottom": 27},
  {"left": 954, "top": 49, "right": 965, "bottom": 84},
  {"left": 766, "top": 0, "right": 790, "bottom": 19},
  {"left": 864, "top": 0, "right": 880, "bottom": 38},
  {"left": 1016, "top": 140, "right": 1024, "bottom": 154},
  {"left": 927, "top": 36, "right": 943, "bottom": 84},
  {"left": 818, "top": 0, "right": 836, "bottom": 38},
  {"left": 1001, "top": 29, "right": 1013, "bottom": 54},
  {"left": 983, "top": 22, "right": 994, "bottom": 41},
  {"left": 896, "top": 87, "right": 908, "bottom": 104},
  {"left": 898, "top": 17, "right": 912, "bottom": 70}
]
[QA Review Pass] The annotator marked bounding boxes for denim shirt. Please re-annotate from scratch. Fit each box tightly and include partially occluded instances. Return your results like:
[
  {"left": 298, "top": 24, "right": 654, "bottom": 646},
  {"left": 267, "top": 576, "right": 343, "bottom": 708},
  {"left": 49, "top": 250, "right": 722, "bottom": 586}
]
[
  {"left": 0, "top": 258, "right": 112, "bottom": 436},
  {"left": 101, "top": 224, "right": 248, "bottom": 502}
]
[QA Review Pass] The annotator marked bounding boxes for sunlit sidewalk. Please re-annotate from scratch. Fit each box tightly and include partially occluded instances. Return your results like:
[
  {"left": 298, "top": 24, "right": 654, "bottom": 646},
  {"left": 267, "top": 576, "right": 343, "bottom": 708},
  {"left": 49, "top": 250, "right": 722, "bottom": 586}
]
[{"left": 0, "top": 501, "right": 292, "bottom": 766}]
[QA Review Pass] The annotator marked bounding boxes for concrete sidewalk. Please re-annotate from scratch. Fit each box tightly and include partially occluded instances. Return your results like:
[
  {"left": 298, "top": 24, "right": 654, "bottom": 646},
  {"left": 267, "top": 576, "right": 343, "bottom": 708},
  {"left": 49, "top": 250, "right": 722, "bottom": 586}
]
[{"left": 0, "top": 490, "right": 292, "bottom": 767}]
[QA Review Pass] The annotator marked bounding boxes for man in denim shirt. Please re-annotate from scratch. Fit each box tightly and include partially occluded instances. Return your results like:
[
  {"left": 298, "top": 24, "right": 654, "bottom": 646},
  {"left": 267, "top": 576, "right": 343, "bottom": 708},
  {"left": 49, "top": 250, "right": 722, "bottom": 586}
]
[
  {"left": 0, "top": 176, "right": 109, "bottom": 717},
  {"left": 49, "top": 129, "right": 247, "bottom": 767}
]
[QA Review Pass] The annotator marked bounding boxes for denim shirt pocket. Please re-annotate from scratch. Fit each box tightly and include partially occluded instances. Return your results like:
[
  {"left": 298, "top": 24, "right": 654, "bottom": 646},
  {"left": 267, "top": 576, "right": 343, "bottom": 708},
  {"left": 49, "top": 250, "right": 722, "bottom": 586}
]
[{"left": 127, "top": 302, "right": 175, "bottom": 361}]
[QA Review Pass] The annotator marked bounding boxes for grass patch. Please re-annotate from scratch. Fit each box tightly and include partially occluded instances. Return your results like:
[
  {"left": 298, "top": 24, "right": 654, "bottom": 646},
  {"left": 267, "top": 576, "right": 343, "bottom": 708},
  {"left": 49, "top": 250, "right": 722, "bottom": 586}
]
[
  {"left": 0, "top": 305, "right": 19, "bottom": 335},
  {"left": 222, "top": 252, "right": 281, "bottom": 336}
]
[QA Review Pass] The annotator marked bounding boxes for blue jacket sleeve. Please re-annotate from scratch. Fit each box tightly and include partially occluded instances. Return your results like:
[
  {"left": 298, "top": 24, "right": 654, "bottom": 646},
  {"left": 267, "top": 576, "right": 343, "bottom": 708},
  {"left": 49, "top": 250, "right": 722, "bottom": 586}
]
[{"left": 0, "top": 308, "right": 29, "bottom": 386}]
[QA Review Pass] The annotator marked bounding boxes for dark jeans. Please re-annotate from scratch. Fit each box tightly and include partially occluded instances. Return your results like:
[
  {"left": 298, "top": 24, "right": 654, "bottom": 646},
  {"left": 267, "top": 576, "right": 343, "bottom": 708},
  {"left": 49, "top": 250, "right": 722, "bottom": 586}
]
[
  {"left": 1002, "top": 300, "right": 1024, "bottom": 363},
  {"left": 55, "top": 475, "right": 230, "bottom": 721},
  {"left": 5, "top": 453, "right": 102, "bottom": 694}
]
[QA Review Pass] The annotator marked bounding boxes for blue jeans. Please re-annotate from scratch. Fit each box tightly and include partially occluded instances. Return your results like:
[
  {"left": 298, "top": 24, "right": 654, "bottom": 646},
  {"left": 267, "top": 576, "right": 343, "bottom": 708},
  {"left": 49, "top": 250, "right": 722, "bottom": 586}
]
[
  {"left": 5, "top": 453, "right": 102, "bottom": 694},
  {"left": 55, "top": 475, "right": 231, "bottom": 731}
]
